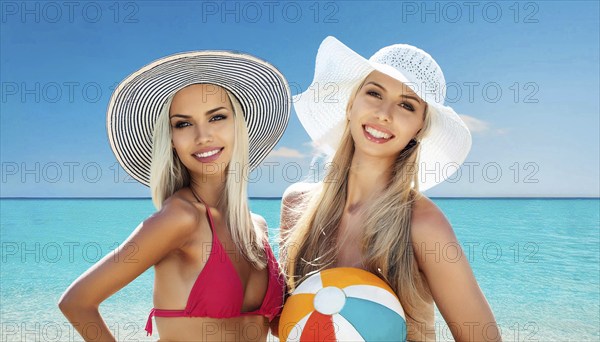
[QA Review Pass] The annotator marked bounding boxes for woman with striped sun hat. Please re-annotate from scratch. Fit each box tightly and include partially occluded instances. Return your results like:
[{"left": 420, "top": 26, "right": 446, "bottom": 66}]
[
  {"left": 59, "top": 51, "right": 290, "bottom": 341},
  {"left": 281, "top": 37, "right": 499, "bottom": 341}
]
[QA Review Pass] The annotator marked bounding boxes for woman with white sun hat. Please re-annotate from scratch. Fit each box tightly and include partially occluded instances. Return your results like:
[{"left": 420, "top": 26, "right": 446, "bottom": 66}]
[{"left": 281, "top": 36, "right": 499, "bottom": 341}]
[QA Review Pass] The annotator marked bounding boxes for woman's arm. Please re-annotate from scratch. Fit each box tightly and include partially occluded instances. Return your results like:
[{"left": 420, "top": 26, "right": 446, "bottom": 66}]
[
  {"left": 271, "top": 182, "right": 316, "bottom": 337},
  {"left": 58, "top": 197, "right": 199, "bottom": 342},
  {"left": 411, "top": 196, "right": 501, "bottom": 342},
  {"left": 251, "top": 212, "right": 282, "bottom": 338}
]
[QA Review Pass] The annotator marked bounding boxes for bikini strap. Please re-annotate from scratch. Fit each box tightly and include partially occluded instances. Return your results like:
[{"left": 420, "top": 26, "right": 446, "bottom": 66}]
[{"left": 189, "top": 187, "right": 216, "bottom": 232}]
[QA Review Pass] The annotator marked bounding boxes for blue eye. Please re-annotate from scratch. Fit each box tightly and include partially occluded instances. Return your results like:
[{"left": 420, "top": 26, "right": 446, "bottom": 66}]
[
  {"left": 210, "top": 114, "right": 227, "bottom": 122},
  {"left": 174, "top": 121, "right": 191, "bottom": 129}
]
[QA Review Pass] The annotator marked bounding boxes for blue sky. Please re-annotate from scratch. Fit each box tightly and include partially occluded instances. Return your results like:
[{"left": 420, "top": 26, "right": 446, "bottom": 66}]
[{"left": 1, "top": 0, "right": 598, "bottom": 197}]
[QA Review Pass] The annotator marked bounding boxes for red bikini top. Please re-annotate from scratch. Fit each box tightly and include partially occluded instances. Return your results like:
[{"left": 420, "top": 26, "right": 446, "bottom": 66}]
[{"left": 145, "top": 197, "right": 285, "bottom": 336}]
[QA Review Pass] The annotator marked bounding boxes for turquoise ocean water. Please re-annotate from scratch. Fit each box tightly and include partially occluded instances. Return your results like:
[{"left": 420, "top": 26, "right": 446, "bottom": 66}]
[{"left": 1, "top": 198, "right": 599, "bottom": 341}]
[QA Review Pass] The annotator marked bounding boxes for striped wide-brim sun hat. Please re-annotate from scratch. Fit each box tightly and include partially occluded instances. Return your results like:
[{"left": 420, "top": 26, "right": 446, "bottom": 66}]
[{"left": 107, "top": 51, "right": 291, "bottom": 187}]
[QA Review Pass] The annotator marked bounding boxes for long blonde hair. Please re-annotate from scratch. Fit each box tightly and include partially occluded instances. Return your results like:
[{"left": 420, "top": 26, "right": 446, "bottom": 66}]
[
  {"left": 150, "top": 85, "right": 266, "bottom": 268},
  {"left": 284, "top": 79, "right": 433, "bottom": 324}
]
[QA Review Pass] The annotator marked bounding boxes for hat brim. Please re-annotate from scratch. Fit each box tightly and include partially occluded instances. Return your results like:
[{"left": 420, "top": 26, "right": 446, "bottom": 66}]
[
  {"left": 293, "top": 36, "right": 471, "bottom": 191},
  {"left": 107, "top": 51, "right": 290, "bottom": 187}
]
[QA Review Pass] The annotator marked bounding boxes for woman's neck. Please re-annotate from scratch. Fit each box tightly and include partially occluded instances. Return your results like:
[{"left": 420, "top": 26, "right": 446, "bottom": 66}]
[
  {"left": 345, "top": 153, "right": 394, "bottom": 213},
  {"left": 189, "top": 178, "right": 225, "bottom": 208}
]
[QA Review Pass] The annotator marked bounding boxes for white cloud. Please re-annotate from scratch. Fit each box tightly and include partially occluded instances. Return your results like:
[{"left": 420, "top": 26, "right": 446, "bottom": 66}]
[
  {"left": 459, "top": 115, "right": 490, "bottom": 133},
  {"left": 268, "top": 147, "right": 306, "bottom": 158}
]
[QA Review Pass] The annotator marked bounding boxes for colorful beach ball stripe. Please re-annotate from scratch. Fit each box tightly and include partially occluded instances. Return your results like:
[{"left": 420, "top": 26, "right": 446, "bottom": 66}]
[{"left": 279, "top": 267, "right": 406, "bottom": 342}]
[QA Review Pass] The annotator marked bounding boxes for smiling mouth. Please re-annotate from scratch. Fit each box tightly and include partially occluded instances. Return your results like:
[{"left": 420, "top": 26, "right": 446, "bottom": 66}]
[
  {"left": 195, "top": 149, "right": 221, "bottom": 158},
  {"left": 363, "top": 125, "right": 394, "bottom": 142},
  {"left": 192, "top": 148, "right": 224, "bottom": 162}
]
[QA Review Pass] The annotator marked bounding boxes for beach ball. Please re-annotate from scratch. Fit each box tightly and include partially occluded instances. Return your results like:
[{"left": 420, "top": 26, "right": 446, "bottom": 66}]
[{"left": 279, "top": 267, "right": 406, "bottom": 342}]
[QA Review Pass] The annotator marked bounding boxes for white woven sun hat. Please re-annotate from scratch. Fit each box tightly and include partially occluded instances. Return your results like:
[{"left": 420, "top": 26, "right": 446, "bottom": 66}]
[
  {"left": 293, "top": 36, "right": 472, "bottom": 191},
  {"left": 107, "top": 50, "right": 291, "bottom": 187}
]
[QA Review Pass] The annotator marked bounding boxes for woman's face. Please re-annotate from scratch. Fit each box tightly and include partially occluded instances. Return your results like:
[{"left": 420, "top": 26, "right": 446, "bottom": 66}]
[
  {"left": 347, "top": 71, "right": 427, "bottom": 163},
  {"left": 169, "top": 84, "right": 235, "bottom": 180}
]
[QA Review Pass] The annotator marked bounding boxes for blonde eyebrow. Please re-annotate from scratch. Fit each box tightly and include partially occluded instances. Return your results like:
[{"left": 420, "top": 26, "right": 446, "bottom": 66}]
[{"left": 169, "top": 106, "right": 228, "bottom": 119}]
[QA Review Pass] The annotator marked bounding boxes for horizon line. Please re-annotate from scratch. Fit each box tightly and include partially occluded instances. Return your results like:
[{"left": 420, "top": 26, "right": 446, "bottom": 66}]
[{"left": 1, "top": 196, "right": 599, "bottom": 200}]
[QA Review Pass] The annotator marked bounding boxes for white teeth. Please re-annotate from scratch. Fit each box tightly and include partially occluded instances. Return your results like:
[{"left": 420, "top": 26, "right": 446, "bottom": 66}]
[
  {"left": 195, "top": 149, "right": 220, "bottom": 158},
  {"left": 365, "top": 126, "right": 391, "bottom": 139}
]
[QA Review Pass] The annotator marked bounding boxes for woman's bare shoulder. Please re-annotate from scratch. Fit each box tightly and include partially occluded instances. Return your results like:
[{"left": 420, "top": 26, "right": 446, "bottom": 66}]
[
  {"left": 280, "top": 182, "right": 319, "bottom": 239},
  {"left": 146, "top": 190, "right": 205, "bottom": 238},
  {"left": 282, "top": 182, "right": 319, "bottom": 205},
  {"left": 411, "top": 194, "right": 454, "bottom": 241},
  {"left": 251, "top": 212, "right": 268, "bottom": 233}
]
